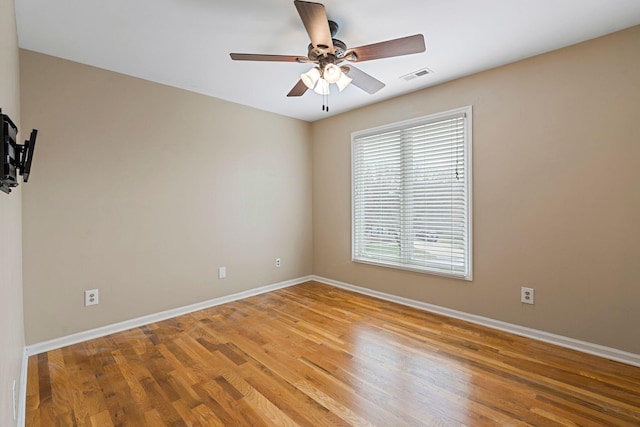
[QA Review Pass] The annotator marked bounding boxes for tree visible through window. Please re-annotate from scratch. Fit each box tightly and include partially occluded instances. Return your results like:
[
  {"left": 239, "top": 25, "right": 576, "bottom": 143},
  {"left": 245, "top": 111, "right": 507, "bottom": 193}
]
[{"left": 352, "top": 107, "right": 472, "bottom": 280}]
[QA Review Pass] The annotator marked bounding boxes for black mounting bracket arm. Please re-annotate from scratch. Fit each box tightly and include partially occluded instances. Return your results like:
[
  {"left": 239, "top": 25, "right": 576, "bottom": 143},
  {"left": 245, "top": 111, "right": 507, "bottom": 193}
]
[{"left": 1, "top": 108, "right": 38, "bottom": 194}]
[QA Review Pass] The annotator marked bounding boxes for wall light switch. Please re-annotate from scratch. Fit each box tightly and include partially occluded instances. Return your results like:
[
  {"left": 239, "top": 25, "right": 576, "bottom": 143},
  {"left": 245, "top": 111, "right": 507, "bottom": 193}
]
[{"left": 218, "top": 266, "right": 226, "bottom": 279}]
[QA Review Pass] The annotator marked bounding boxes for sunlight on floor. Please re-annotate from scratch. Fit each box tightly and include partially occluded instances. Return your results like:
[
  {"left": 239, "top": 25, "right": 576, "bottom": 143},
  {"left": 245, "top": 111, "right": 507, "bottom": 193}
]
[{"left": 351, "top": 325, "right": 472, "bottom": 424}]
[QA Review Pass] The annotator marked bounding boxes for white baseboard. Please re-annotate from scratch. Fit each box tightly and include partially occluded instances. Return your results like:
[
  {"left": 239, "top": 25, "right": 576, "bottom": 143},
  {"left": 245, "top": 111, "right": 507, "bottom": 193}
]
[
  {"left": 311, "top": 275, "right": 640, "bottom": 368},
  {"left": 16, "top": 348, "right": 28, "bottom": 427},
  {"left": 25, "top": 276, "right": 312, "bottom": 357}
]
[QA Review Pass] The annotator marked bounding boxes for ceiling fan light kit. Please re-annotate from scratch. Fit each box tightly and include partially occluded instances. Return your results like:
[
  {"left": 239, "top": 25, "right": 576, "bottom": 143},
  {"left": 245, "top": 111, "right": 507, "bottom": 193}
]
[
  {"left": 322, "top": 63, "right": 342, "bottom": 83},
  {"left": 301, "top": 63, "right": 352, "bottom": 94},
  {"left": 301, "top": 67, "right": 321, "bottom": 89},
  {"left": 336, "top": 71, "right": 352, "bottom": 92},
  {"left": 229, "top": 0, "right": 426, "bottom": 110}
]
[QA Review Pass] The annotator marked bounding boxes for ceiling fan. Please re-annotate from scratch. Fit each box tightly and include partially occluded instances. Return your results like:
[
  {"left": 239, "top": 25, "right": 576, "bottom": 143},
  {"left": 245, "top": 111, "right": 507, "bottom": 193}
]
[{"left": 229, "top": 0, "right": 426, "bottom": 100}]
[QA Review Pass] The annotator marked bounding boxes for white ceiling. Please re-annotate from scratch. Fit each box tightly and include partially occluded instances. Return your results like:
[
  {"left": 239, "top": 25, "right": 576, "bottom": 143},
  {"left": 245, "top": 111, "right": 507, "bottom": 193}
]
[{"left": 15, "top": 0, "right": 640, "bottom": 122}]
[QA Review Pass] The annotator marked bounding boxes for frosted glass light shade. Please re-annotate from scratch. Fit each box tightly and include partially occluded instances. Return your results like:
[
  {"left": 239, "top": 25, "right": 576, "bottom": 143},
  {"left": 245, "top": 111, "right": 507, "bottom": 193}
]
[
  {"left": 336, "top": 72, "right": 352, "bottom": 91},
  {"left": 323, "top": 63, "right": 342, "bottom": 83},
  {"left": 301, "top": 67, "right": 320, "bottom": 89},
  {"left": 314, "top": 78, "right": 330, "bottom": 95}
]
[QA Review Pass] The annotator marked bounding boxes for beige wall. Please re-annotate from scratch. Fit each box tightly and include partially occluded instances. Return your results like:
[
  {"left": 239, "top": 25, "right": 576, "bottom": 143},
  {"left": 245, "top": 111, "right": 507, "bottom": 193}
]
[
  {"left": 312, "top": 26, "right": 640, "bottom": 354},
  {"left": 0, "top": 0, "right": 25, "bottom": 424},
  {"left": 19, "top": 26, "right": 640, "bottom": 356},
  {"left": 20, "top": 51, "right": 313, "bottom": 344}
]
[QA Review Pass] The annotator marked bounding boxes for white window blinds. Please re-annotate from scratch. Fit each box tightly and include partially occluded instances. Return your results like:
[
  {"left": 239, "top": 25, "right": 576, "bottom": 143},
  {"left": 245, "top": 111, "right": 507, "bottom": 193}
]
[{"left": 352, "top": 107, "right": 472, "bottom": 280}]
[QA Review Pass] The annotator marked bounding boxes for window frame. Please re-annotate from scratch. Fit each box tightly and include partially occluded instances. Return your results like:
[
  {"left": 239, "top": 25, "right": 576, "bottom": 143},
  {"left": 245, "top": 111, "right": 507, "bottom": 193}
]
[{"left": 351, "top": 106, "right": 473, "bottom": 280}]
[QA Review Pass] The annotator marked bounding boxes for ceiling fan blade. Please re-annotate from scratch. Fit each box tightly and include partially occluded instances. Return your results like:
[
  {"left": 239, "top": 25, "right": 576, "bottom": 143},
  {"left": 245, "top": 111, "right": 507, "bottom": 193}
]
[
  {"left": 342, "top": 66, "right": 385, "bottom": 94},
  {"left": 287, "top": 79, "right": 309, "bottom": 97},
  {"left": 345, "top": 34, "right": 425, "bottom": 62},
  {"left": 230, "top": 53, "right": 307, "bottom": 62},
  {"left": 294, "top": 0, "right": 334, "bottom": 51}
]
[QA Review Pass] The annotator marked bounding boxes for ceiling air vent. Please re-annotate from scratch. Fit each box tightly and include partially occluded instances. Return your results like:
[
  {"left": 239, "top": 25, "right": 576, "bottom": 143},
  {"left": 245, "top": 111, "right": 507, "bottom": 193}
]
[{"left": 400, "top": 67, "right": 433, "bottom": 82}]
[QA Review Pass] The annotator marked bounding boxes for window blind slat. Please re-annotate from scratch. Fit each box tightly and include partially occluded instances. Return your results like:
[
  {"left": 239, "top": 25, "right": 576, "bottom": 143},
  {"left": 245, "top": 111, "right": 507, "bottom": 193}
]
[{"left": 352, "top": 107, "right": 472, "bottom": 280}]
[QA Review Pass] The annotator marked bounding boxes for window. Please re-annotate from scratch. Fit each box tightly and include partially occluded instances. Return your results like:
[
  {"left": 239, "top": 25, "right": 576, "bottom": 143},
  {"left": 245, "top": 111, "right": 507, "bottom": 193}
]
[{"left": 352, "top": 106, "right": 472, "bottom": 280}]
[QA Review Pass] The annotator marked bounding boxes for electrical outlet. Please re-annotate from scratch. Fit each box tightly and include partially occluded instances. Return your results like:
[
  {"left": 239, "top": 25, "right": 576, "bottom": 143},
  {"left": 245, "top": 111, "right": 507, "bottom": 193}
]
[
  {"left": 218, "top": 266, "right": 226, "bottom": 279},
  {"left": 84, "top": 289, "right": 99, "bottom": 306},
  {"left": 275, "top": 258, "right": 281, "bottom": 267},
  {"left": 521, "top": 287, "right": 534, "bottom": 304}
]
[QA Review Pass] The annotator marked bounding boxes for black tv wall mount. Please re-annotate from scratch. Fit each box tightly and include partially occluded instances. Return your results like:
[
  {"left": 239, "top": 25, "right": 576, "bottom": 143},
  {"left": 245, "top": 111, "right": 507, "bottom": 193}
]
[{"left": 1, "top": 108, "right": 38, "bottom": 194}]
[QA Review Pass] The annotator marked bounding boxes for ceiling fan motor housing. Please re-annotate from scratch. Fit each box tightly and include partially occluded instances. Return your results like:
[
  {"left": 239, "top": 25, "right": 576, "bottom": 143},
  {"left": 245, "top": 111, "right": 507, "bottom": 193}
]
[{"left": 307, "top": 40, "right": 347, "bottom": 60}]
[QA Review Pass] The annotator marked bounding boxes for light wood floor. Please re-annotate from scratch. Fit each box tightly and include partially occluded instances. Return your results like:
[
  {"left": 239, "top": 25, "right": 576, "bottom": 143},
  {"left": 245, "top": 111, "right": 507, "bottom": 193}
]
[{"left": 26, "top": 281, "right": 640, "bottom": 426}]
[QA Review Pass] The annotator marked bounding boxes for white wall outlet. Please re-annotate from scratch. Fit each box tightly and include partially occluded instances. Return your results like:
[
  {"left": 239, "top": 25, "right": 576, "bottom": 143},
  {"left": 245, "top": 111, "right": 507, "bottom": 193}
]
[
  {"left": 218, "top": 266, "right": 226, "bottom": 279},
  {"left": 275, "top": 258, "right": 281, "bottom": 267},
  {"left": 521, "top": 287, "right": 534, "bottom": 304},
  {"left": 84, "top": 289, "right": 99, "bottom": 306}
]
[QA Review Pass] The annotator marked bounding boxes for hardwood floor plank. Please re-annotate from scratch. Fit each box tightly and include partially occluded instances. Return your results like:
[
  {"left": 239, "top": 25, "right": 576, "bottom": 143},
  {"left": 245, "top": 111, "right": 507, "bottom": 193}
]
[
  {"left": 293, "top": 379, "right": 374, "bottom": 427},
  {"left": 241, "top": 360, "right": 344, "bottom": 427},
  {"left": 26, "top": 281, "right": 640, "bottom": 426},
  {"left": 171, "top": 399, "right": 203, "bottom": 427},
  {"left": 89, "top": 409, "right": 114, "bottom": 427},
  {"left": 190, "top": 383, "right": 235, "bottom": 426},
  {"left": 25, "top": 355, "right": 41, "bottom": 427},
  {"left": 36, "top": 353, "right": 52, "bottom": 409},
  {"left": 190, "top": 401, "right": 224, "bottom": 426},
  {"left": 219, "top": 369, "right": 301, "bottom": 427},
  {"left": 143, "top": 409, "right": 167, "bottom": 427}
]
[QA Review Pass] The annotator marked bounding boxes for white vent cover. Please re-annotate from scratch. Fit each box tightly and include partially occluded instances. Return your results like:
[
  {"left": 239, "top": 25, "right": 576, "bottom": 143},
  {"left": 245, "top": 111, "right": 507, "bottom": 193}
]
[{"left": 400, "top": 67, "right": 433, "bottom": 81}]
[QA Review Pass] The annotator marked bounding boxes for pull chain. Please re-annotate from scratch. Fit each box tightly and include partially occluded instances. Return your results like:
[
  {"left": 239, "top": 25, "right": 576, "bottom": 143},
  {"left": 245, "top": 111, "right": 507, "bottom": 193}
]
[{"left": 321, "top": 92, "right": 330, "bottom": 112}]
